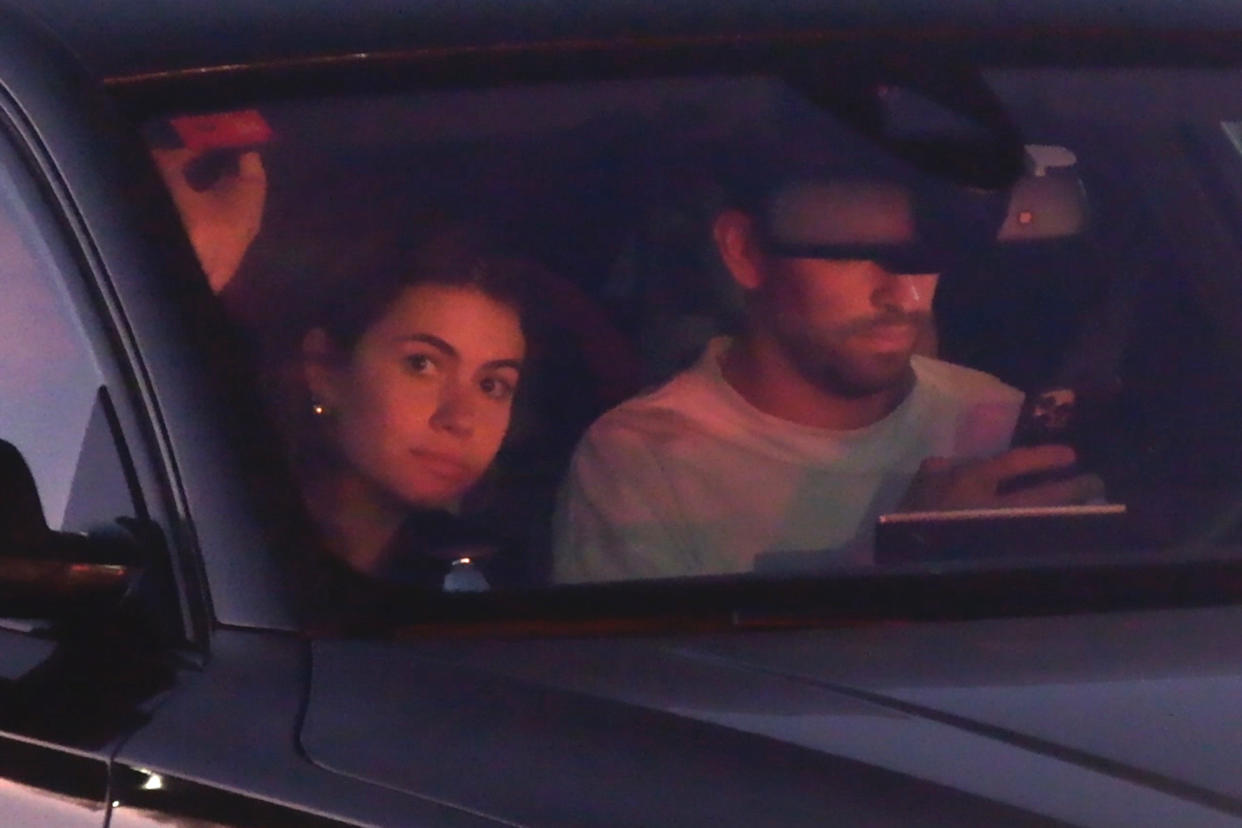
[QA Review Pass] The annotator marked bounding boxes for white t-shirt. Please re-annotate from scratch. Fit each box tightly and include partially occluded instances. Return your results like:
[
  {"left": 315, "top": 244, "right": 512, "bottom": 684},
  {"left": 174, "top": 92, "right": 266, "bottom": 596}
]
[{"left": 553, "top": 337, "right": 1023, "bottom": 582}]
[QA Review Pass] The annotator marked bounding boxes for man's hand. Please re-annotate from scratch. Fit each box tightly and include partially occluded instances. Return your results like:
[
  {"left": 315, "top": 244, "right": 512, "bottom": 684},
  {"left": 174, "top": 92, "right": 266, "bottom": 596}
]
[
  {"left": 152, "top": 147, "right": 266, "bottom": 294},
  {"left": 900, "top": 445, "right": 1105, "bottom": 512}
]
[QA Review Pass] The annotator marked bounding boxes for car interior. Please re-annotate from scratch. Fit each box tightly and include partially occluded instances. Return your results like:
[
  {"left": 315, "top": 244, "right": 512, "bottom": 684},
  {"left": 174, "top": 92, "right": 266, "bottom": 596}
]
[{"left": 143, "top": 66, "right": 1242, "bottom": 595}]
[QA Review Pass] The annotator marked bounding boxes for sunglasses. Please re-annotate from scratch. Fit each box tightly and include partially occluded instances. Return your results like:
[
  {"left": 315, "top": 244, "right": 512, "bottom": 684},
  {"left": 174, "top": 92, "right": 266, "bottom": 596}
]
[
  {"left": 757, "top": 177, "right": 1008, "bottom": 274},
  {"left": 760, "top": 240, "right": 952, "bottom": 275}
]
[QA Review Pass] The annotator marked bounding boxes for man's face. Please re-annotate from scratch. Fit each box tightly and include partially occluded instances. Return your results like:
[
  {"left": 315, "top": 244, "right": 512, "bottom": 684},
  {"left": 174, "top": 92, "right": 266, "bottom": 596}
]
[
  {"left": 758, "top": 257, "right": 937, "bottom": 397},
  {"left": 753, "top": 181, "right": 939, "bottom": 397}
]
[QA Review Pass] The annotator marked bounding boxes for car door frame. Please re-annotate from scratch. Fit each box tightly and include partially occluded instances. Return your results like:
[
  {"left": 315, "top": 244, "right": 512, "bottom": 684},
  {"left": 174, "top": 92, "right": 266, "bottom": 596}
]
[{"left": 0, "top": 1, "right": 315, "bottom": 822}]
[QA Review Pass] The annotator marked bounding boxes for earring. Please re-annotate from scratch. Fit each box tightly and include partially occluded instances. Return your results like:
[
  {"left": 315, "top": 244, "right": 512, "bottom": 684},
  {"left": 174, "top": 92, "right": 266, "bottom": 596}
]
[{"left": 311, "top": 399, "right": 329, "bottom": 417}]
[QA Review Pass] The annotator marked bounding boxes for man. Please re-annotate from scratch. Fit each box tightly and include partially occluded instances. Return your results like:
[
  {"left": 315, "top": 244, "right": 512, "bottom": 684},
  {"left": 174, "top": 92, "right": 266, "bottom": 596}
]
[{"left": 552, "top": 168, "right": 1103, "bottom": 583}]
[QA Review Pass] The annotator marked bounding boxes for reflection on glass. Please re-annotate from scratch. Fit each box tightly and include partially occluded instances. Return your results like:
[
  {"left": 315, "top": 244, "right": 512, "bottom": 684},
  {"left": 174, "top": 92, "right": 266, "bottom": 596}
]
[{"left": 147, "top": 70, "right": 1242, "bottom": 602}]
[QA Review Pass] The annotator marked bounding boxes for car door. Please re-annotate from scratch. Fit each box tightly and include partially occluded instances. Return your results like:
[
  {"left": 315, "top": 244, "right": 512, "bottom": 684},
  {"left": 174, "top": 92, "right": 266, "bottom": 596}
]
[
  {"left": 0, "top": 5, "right": 228, "bottom": 823},
  {"left": 0, "top": 78, "right": 170, "bottom": 828}
]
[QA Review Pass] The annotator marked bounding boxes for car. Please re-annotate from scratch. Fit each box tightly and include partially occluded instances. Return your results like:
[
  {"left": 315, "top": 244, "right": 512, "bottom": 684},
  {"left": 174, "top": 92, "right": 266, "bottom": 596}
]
[{"left": 7, "top": 0, "right": 1242, "bottom": 825}]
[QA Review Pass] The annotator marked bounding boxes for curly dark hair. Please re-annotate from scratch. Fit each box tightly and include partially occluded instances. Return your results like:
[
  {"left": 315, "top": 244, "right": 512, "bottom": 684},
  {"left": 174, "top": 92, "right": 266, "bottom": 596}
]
[{"left": 303, "top": 214, "right": 531, "bottom": 352}]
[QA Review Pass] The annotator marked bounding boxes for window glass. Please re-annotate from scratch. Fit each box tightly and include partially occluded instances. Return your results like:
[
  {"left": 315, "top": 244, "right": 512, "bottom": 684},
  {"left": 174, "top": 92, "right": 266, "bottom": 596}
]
[
  {"left": 144, "top": 67, "right": 1242, "bottom": 614},
  {"left": 0, "top": 138, "right": 107, "bottom": 530}
]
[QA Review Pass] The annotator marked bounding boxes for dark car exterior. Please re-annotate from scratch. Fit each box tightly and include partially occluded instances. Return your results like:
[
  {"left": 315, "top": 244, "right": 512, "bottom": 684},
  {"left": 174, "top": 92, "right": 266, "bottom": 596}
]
[{"left": 6, "top": 2, "right": 1242, "bottom": 826}]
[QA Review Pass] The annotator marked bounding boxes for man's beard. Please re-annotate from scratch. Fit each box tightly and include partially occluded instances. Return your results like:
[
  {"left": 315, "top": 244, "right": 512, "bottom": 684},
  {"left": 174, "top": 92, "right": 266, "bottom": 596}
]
[{"left": 774, "top": 310, "right": 927, "bottom": 399}]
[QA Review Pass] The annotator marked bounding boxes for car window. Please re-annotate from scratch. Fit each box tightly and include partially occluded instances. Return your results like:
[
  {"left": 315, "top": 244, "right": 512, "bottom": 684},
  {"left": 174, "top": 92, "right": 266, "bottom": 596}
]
[
  {"left": 142, "top": 65, "right": 1242, "bottom": 618},
  {"left": 0, "top": 130, "right": 129, "bottom": 533}
]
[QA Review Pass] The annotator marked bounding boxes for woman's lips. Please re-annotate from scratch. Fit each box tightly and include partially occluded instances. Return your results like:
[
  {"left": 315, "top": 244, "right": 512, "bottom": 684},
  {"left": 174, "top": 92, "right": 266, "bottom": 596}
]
[{"left": 410, "top": 449, "right": 473, "bottom": 481}]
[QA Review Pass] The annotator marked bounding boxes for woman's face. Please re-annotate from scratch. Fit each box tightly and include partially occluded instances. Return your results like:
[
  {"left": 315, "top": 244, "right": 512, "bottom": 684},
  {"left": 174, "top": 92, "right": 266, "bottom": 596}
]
[{"left": 306, "top": 283, "right": 525, "bottom": 509}]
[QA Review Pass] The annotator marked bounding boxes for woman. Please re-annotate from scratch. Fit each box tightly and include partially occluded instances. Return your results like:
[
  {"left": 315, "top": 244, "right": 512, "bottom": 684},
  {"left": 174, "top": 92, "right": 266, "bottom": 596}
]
[
  {"left": 151, "top": 137, "right": 637, "bottom": 596},
  {"left": 283, "top": 220, "right": 530, "bottom": 603}
]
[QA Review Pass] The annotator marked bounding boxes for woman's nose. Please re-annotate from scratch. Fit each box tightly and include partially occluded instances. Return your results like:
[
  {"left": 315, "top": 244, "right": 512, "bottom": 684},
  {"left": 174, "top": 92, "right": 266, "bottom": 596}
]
[{"left": 429, "top": 383, "right": 476, "bottom": 437}]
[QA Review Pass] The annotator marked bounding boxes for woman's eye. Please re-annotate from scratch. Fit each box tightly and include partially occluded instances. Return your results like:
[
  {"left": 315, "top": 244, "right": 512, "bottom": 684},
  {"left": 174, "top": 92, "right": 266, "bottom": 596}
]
[
  {"left": 404, "top": 354, "right": 436, "bottom": 374},
  {"left": 479, "top": 376, "right": 514, "bottom": 400}
]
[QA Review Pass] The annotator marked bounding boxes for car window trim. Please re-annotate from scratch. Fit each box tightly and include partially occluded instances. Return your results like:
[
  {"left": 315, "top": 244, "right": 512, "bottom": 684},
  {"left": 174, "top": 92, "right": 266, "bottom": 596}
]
[
  {"left": 0, "top": 80, "right": 206, "bottom": 645},
  {"left": 309, "top": 552, "right": 1242, "bottom": 640}
]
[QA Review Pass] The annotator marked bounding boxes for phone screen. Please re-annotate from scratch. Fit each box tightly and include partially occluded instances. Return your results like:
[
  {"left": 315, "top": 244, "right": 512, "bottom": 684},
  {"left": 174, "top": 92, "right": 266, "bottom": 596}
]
[{"left": 1010, "top": 387, "right": 1079, "bottom": 448}]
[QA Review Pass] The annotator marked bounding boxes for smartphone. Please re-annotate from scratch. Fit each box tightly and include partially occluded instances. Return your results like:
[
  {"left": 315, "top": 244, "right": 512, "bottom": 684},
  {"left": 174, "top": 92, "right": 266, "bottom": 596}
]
[
  {"left": 167, "top": 110, "right": 274, "bottom": 152},
  {"left": 1001, "top": 386, "right": 1082, "bottom": 493},
  {"left": 1010, "top": 386, "right": 1079, "bottom": 448},
  {"left": 146, "top": 109, "right": 273, "bottom": 191}
]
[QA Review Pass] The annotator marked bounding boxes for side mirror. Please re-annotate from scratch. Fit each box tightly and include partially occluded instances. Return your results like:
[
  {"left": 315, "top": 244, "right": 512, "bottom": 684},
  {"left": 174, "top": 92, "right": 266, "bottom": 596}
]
[{"left": 0, "top": 440, "right": 140, "bottom": 618}]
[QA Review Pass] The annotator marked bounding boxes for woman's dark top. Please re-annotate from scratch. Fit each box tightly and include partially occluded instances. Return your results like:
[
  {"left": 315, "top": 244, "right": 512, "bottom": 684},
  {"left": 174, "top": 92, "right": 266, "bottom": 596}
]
[{"left": 302, "top": 508, "right": 504, "bottom": 629}]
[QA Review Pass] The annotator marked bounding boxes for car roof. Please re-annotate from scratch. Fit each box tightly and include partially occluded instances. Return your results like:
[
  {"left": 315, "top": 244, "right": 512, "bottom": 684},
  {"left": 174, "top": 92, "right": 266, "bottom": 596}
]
[{"left": 9, "top": 0, "right": 1242, "bottom": 82}]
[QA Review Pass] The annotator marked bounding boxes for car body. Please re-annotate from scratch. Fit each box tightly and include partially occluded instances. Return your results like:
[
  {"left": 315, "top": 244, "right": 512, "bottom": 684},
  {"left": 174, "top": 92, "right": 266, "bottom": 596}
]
[{"left": 5, "top": 1, "right": 1242, "bottom": 826}]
